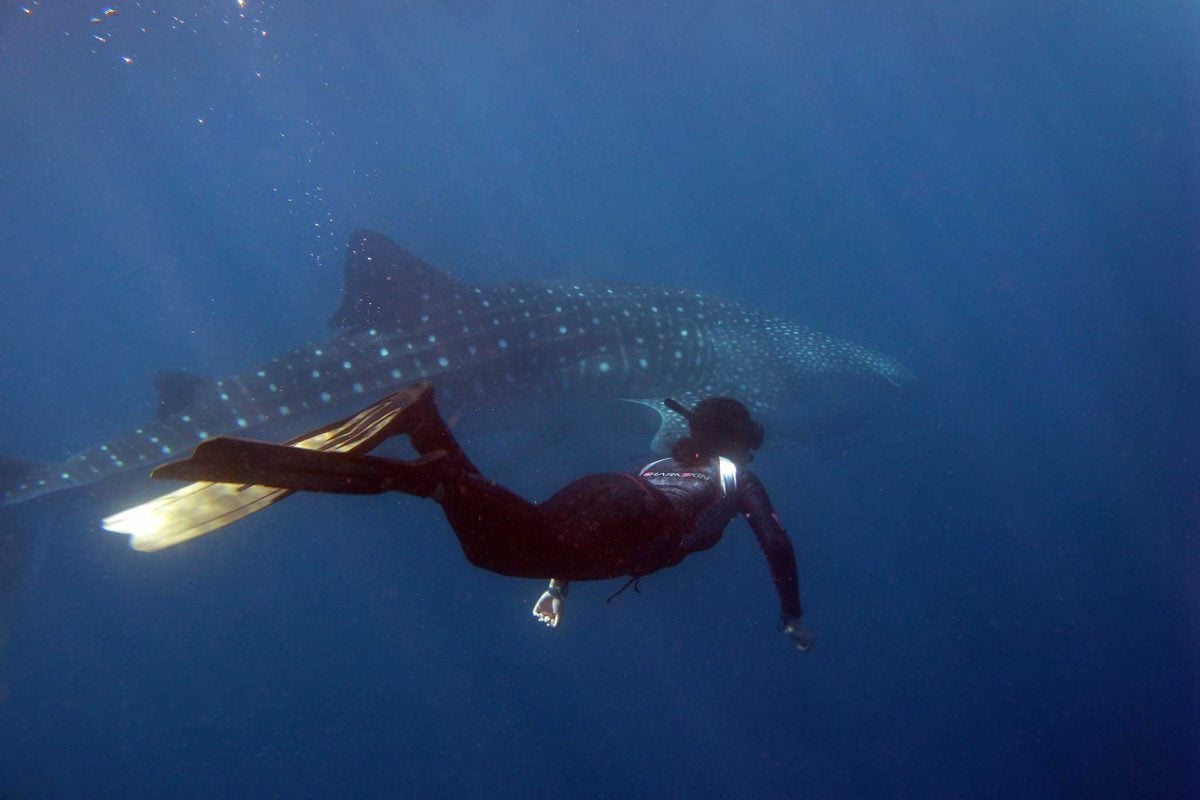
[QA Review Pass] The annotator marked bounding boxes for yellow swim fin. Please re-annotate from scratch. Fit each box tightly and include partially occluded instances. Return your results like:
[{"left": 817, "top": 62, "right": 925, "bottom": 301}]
[{"left": 101, "top": 382, "right": 432, "bottom": 552}]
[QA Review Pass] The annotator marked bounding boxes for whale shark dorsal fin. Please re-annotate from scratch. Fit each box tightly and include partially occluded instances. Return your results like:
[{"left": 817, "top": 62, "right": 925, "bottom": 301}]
[
  {"left": 329, "top": 229, "right": 470, "bottom": 331},
  {"left": 624, "top": 391, "right": 706, "bottom": 453},
  {"left": 155, "top": 371, "right": 212, "bottom": 420}
]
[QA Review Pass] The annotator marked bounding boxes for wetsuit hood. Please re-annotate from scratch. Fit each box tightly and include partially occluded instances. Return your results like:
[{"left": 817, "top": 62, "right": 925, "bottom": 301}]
[{"left": 664, "top": 396, "right": 764, "bottom": 458}]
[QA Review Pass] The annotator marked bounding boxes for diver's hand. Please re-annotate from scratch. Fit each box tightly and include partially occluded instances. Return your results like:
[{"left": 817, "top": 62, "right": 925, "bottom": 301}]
[
  {"left": 532, "top": 579, "right": 568, "bottom": 628},
  {"left": 781, "top": 616, "right": 814, "bottom": 652},
  {"left": 532, "top": 589, "right": 562, "bottom": 627}
]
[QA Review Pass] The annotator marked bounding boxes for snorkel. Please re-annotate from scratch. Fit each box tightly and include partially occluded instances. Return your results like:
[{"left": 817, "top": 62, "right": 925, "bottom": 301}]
[{"left": 663, "top": 397, "right": 694, "bottom": 420}]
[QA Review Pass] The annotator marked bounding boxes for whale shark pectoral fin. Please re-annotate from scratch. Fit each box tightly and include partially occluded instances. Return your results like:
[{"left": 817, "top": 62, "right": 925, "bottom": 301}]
[{"left": 623, "top": 392, "right": 706, "bottom": 453}]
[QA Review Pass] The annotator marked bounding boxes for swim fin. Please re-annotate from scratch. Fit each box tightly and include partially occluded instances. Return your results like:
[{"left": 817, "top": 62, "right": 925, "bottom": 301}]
[
  {"left": 151, "top": 436, "right": 447, "bottom": 495},
  {"left": 102, "top": 382, "right": 436, "bottom": 551}
]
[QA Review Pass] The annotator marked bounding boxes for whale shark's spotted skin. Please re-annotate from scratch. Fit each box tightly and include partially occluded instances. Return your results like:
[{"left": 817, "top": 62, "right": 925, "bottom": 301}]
[{"left": 1, "top": 231, "right": 912, "bottom": 507}]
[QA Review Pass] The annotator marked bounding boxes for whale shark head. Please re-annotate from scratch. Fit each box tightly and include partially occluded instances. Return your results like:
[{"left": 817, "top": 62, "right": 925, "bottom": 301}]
[
  {"left": 777, "top": 340, "right": 916, "bottom": 442},
  {"left": 655, "top": 304, "right": 917, "bottom": 447}
]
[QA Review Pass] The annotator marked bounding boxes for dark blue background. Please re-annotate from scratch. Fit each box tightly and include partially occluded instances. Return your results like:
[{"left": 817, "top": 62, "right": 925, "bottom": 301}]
[{"left": 1, "top": 2, "right": 1196, "bottom": 797}]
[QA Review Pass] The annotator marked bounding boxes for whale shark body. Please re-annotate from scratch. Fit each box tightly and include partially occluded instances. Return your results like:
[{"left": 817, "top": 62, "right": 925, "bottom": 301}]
[{"left": 0, "top": 230, "right": 912, "bottom": 509}]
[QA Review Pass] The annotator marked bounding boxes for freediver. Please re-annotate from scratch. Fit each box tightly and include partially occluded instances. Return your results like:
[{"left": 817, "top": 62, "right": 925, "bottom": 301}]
[{"left": 151, "top": 382, "right": 814, "bottom": 651}]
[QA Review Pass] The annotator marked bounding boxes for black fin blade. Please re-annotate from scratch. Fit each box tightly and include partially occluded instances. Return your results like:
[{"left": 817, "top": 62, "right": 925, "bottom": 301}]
[
  {"left": 329, "top": 229, "right": 469, "bottom": 331},
  {"left": 154, "top": 371, "right": 211, "bottom": 420},
  {"left": 152, "top": 437, "right": 445, "bottom": 496},
  {"left": 151, "top": 437, "right": 392, "bottom": 494}
]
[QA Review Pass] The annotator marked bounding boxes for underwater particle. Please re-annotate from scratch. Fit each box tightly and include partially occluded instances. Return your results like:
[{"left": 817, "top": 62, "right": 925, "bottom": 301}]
[
  {"left": 122, "top": 55, "right": 134, "bottom": 64},
  {"left": 103, "top": 7, "right": 118, "bottom": 16},
  {"left": 237, "top": 0, "right": 247, "bottom": 7}
]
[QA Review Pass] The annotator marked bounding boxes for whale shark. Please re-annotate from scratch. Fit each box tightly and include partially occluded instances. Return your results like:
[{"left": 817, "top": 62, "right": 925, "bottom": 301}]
[{"left": 0, "top": 229, "right": 913, "bottom": 510}]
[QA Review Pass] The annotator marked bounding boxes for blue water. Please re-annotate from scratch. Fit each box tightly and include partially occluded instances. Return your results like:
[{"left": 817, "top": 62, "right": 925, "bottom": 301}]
[{"left": 1, "top": 2, "right": 1196, "bottom": 797}]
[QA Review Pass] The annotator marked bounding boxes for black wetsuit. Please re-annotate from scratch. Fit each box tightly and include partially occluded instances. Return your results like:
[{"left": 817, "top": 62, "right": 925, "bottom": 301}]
[{"left": 434, "top": 444, "right": 802, "bottom": 619}]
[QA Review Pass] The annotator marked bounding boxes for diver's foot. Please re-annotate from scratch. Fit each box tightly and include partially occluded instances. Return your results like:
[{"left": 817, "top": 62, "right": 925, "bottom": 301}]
[
  {"left": 375, "top": 381, "right": 437, "bottom": 440},
  {"left": 532, "top": 579, "right": 568, "bottom": 628},
  {"left": 381, "top": 380, "right": 465, "bottom": 459},
  {"left": 380, "top": 448, "right": 460, "bottom": 497}
]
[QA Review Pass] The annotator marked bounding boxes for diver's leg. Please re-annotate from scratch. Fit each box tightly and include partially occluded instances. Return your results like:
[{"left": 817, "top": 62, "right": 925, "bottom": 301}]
[
  {"left": 435, "top": 474, "right": 559, "bottom": 577},
  {"left": 434, "top": 473, "right": 681, "bottom": 581},
  {"left": 393, "top": 385, "right": 481, "bottom": 475}
]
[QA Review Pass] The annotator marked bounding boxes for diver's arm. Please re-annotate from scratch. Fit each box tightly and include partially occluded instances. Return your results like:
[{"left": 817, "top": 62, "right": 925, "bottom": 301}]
[{"left": 739, "top": 472, "right": 812, "bottom": 651}]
